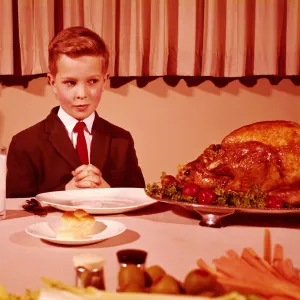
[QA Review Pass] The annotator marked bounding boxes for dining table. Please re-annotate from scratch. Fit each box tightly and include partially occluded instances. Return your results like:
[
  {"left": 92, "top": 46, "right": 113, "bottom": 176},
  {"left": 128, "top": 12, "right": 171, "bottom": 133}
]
[{"left": 1, "top": 196, "right": 300, "bottom": 296}]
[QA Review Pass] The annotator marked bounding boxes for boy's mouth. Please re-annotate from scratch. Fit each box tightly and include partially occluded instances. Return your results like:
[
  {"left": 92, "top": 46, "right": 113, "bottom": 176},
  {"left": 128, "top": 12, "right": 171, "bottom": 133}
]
[
  {"left": 75, "top": 104, "right": 88, "bottom": 108},
  {"left": 74, "top": 104, "right": 89, "bottom": 111}
]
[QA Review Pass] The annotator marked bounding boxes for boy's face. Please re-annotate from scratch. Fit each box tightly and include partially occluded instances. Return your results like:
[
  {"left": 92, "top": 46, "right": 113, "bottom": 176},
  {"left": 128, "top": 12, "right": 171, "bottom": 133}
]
[{"left": 48, "top": 55, "right": 109, "bottom": 120}]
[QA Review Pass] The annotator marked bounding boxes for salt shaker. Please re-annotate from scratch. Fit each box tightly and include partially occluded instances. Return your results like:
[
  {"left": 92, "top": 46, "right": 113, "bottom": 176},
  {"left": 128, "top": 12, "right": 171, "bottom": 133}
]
[
  {"left": 73, "top": 253, "right": 106, "bottom": 290},
  {"left": 0, "top": 147, "right": 6, "bottom": 220}
]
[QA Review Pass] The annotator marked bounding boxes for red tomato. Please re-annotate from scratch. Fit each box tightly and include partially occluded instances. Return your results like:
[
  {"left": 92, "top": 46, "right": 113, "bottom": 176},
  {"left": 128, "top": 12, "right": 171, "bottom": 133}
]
[
  {"left": 161, "top": 175, "right": 177, "bottom": 186},
  {"left": 182, "top": 183, "right": 200, "bottom": 197},
  {"left": 265, "top": 195, "right": 285, "bottom": 209},
  {"left": 197, "top": 188, "right": 217, "bottom": 205}
]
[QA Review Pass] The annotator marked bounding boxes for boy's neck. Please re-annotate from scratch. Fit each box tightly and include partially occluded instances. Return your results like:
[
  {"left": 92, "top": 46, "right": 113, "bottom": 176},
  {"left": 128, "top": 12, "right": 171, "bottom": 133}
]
[{"left": 57, "top": 106, "right": 95, "bottom": 134}]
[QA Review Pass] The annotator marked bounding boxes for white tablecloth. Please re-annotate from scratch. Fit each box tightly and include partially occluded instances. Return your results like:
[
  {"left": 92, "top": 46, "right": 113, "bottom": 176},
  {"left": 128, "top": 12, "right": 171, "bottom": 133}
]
[{"left": 1, "top": 198, "right": 299, "bottom": 295}]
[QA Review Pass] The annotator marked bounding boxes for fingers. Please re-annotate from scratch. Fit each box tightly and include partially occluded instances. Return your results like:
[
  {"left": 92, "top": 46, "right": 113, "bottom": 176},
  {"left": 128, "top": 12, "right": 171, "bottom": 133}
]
[
  {"left": 72, "top": 164, "right": 102, "bottom": 182},
  {"left": 66, "top": 164, "right": 110, "bottom": 190},
  {"left": 98, "top": 177, "right": 111, "bottom": 188},
  {"left": 74, "top": 169, "right": 99, "bottom": 182},
  {"left": 75, "top": 174, "right": 102, "bottom": 186},
  {"left": 75, "top": 180, "right": 100, "bottom": 189},
  {"left": 65, "top": 176, "right": 103, "bottom": 190},
  {"left": 72, "top": 164, "right": 101, "bottom": 177}
]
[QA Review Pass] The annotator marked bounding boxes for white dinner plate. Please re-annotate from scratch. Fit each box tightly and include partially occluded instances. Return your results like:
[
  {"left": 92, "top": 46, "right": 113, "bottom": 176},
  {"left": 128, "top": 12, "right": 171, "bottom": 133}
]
[
  {"left": 36, "top": 188, "right": 156, "bottom": 214},
  {"left": 25, "top": 218, "right": 126, "bottom": 245}
]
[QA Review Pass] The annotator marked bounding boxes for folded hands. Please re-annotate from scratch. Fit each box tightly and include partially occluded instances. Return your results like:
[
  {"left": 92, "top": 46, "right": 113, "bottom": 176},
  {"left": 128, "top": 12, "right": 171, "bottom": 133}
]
[{"left": 65, "top": 164, "right": 110, "bottom": 190}]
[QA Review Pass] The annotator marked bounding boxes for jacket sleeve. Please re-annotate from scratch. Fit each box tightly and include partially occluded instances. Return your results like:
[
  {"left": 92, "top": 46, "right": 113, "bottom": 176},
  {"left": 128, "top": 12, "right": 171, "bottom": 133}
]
[
  {"left": 6, "top": 137, "right": 38, "bottom": 198},
  {"left": 125, "top": 134, "right": 145, "bottom": 188}
]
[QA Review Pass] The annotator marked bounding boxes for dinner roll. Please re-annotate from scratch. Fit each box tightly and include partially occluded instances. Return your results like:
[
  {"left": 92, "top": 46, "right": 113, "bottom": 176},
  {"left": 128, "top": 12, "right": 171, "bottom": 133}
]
[{"left": 57, "top": 209, "right": 96, "bottom": 240}]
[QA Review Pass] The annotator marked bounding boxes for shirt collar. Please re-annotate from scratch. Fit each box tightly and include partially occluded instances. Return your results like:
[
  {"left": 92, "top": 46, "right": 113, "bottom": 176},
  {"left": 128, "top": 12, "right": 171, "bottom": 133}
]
[{"left": 57, "top": 106, "right": 95, "bottom": 134}]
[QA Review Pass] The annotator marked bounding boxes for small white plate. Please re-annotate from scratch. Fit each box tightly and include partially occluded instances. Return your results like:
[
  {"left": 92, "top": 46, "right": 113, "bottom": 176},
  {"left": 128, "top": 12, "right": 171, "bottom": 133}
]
[
  {"left": 36, "top": 188, "right": 156, "bottom": 214},
  {"left": 25, "top": 218, "right": 126, "bottom": 245}
]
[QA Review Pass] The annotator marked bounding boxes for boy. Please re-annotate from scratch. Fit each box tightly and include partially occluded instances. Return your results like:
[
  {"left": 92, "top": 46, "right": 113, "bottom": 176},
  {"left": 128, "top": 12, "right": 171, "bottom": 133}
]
[{"left": 6, "top": 26, "right": 145, "bottom": 198}]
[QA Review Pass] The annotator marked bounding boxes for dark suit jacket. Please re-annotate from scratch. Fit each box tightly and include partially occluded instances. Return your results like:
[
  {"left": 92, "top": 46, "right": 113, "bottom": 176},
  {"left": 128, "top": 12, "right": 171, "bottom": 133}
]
[{"left": 6, "top": 107, "right": 145, "bottom": 198}]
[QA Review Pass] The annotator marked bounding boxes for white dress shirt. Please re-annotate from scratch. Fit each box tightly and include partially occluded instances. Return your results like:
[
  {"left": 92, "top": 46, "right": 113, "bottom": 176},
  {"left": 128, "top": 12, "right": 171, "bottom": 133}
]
[{"left": 57, "top": 107, "right": 95, "bottom": 163}]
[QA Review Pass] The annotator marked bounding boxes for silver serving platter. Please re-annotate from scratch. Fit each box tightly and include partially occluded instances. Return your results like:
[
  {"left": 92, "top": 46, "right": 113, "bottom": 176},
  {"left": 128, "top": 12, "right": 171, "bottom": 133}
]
[{"left": 151, "top": 196, "right": 300, "bottom": 227}]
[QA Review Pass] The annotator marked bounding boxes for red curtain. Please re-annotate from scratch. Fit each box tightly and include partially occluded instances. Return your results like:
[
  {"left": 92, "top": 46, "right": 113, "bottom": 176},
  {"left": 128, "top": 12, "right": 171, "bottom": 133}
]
[{"left": 1, "top": 0, "right": 299, "bottom": 77}]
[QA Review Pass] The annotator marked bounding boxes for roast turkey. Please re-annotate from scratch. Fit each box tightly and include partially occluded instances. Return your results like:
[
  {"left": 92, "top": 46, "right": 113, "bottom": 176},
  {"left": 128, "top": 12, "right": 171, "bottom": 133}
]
[{"left": 176, "top": 121, "right": 300, "bottom": 205}]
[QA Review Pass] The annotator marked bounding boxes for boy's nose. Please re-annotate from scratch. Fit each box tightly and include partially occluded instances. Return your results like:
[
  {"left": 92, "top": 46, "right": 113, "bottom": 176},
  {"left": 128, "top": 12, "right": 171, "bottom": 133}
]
[
  {"left": 76, "top": 94, "right": 87, "bottom": 99},
  {"left": 76, "top": 85, "right": 88, "bottom": 99}
]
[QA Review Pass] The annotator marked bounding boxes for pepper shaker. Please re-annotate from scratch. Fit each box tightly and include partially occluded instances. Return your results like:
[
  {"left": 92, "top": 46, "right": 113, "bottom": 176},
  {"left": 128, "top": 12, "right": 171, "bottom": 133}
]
[
  {"left": 116, "top": 249, "right": 149, "bottom": 292},
  {"left": 117, "top": 249, "right": 148, "bottom": 269}
]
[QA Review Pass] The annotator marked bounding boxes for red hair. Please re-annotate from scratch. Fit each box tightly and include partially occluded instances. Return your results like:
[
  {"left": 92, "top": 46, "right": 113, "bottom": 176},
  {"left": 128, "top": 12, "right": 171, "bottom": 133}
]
[{"left": 48, "top": 26, "right": 109, "bottom": 75}]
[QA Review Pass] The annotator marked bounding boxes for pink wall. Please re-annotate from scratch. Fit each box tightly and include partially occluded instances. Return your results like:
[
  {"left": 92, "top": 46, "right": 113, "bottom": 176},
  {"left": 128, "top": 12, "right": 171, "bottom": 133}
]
[{"left": 0, "top": 78, "right": 299, "bottom": 183}]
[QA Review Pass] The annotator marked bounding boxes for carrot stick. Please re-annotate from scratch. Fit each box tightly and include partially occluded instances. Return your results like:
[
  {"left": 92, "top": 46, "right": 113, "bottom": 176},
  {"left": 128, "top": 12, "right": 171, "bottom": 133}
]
[
  {"left": 264, "top": 229, "right": 272, "bottom": 264},
  {"left": 273, "top": 244, "right": 284, "bottom": 263},
  {"left": 218, "top": 277, "right": 300, "bottom": 299},
  {"left": 275, "top": 258, "right": 300, "bottom": 285},
  {"left": 282, "top": 259, "right": 298, "bottom": 279},
  {"left": 241, "top": 248, "right": 275, "bottom": 275},
  {"left": 226, "top": 249, "right": 240, "bottom": 260},
  {"left": 244, "top": 247, "right": 284, "bottom": 279},
  {"left": 195, "top": 231, "right": 300, "bottom": 299},
  {"left": 196, "top": 258, "right": 224, "bottom": 277},
  {"left": 217, "top": 277, "right": 279, "bottom": 297},
  {"left": 214, "top": 257, "right": 271, "bottom": 283}
]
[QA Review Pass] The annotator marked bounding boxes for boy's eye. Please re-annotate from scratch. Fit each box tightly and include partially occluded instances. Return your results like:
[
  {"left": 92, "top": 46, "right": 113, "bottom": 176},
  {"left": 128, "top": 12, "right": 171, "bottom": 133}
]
[
  {"left": 63, "top": 81, "right": 76, "bottom": 86},
  {"left": 88, "top": 79, "right": 99, "bottom": 84}
]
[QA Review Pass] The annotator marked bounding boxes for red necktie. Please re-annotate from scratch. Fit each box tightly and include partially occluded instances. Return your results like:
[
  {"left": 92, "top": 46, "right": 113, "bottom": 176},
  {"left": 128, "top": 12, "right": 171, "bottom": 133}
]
[{"left": 73, "top": 121, "right": 89, "bottom": 165}]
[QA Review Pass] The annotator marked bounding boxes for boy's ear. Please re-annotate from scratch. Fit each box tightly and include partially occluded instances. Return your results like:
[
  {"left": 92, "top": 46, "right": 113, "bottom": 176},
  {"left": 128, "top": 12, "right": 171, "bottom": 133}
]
[
  {"left": 47, "top": 73, "right": 57, "bottom": 94},
  {"left": 102, "top": 73, "right": 110, "bottom": 91}
]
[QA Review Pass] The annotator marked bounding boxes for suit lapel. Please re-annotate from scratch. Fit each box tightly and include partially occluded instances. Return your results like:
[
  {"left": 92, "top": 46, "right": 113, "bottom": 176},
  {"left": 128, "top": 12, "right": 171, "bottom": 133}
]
[
  {"left": 46, "top": 108, "right": 81, "bottom": 170},
  {"left": 90, "top": 114, "right": 111, "bottom": 172}
]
